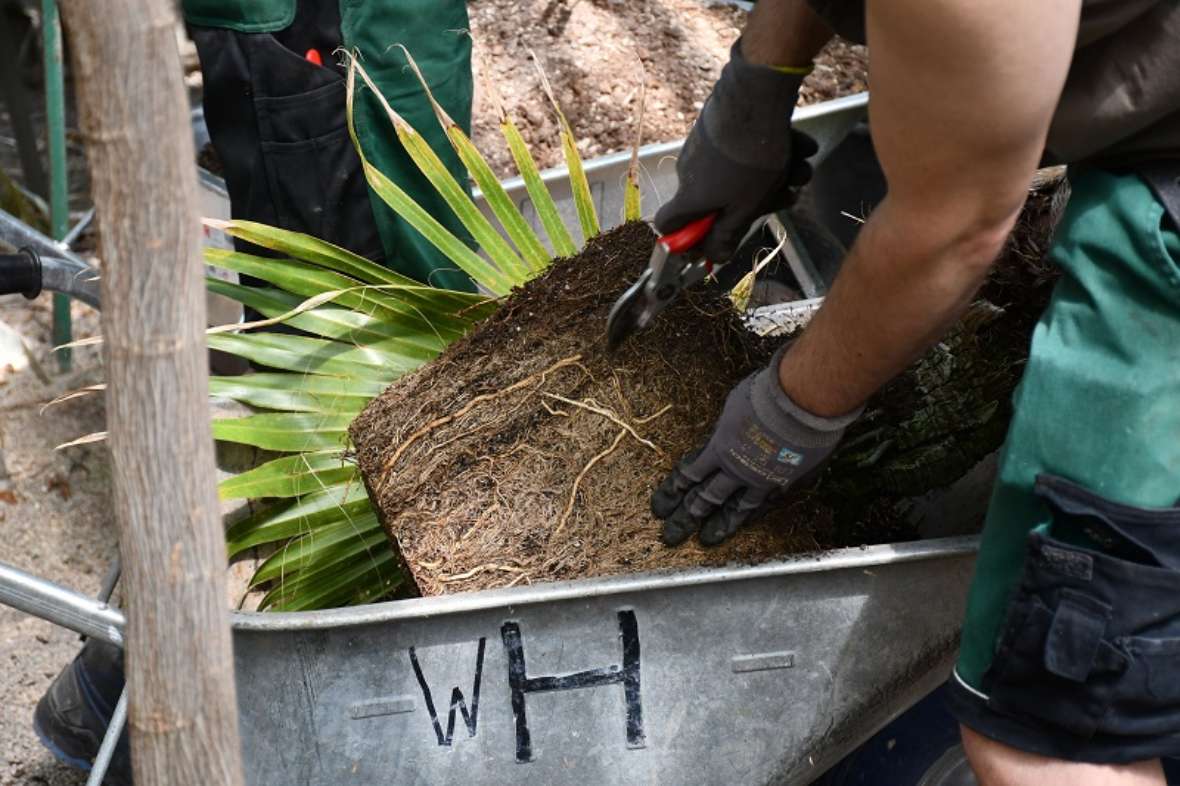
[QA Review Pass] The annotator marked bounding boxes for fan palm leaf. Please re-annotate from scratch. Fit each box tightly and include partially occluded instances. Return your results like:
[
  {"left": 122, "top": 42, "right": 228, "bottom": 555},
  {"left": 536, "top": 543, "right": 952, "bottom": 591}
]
[{"left": 209, "top": 47, "right": 641, "bottom": 611}]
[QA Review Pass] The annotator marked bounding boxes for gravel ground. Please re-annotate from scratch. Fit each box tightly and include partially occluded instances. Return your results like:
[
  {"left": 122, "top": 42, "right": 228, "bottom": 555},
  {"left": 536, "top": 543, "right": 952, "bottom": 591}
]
[
  {"left": 468, "top": 0, "right": 867, "bottom": 177},
  {"left": 0, "top": 293, "right": 109, "bottom": 786},
  {"left": 0, "top": 294, "right": 261, "bottom": 786}
]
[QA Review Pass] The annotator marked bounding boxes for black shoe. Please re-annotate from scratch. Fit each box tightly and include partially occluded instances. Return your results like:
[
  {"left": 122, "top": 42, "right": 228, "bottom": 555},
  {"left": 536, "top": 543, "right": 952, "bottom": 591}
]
[{"left": 33, "top": 638, "right": 132, "bottom": 785}]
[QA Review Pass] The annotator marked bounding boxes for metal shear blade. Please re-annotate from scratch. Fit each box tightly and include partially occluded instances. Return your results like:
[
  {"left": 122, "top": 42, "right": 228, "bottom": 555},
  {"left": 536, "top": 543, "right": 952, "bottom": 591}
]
[
  {"left": 605, "top": 213, "right": 718, "bottom": 351},
  {"left": 606, "top": 269, "right": 651, "bottom": 350}
]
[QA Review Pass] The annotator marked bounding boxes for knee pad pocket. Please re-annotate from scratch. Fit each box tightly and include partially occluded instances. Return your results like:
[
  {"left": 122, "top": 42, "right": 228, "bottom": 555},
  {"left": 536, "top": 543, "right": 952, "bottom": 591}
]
[{"left": 984, "top": 474, "right": 1180, "bottom": 745}]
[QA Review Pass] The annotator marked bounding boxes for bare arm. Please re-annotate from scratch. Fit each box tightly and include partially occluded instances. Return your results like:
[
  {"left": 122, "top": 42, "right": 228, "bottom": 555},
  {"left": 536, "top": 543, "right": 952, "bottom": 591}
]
[
  {"left": 778, "top": 0, "right": 1081, "bottom": 416},
  {"left": 742, "top": 0, "right": 834, "bottom": 69}
]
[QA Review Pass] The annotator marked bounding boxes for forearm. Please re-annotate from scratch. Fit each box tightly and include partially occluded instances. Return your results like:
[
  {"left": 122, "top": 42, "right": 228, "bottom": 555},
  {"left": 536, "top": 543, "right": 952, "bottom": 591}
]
[
  {"left": 773, "top": 0, "right": 1081, "bottom": 419},
  {"left": 742, "top": 0, "right": 834, "bottom": 69},
  {"left": 778, "top": 194, "right": 1020, "bottom": 417}
]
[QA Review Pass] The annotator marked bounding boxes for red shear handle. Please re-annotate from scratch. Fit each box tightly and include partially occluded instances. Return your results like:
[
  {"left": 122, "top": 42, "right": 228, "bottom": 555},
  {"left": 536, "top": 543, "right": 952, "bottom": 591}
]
[{"left": 658, "top": 213, "right": 717, "bottom": 254}]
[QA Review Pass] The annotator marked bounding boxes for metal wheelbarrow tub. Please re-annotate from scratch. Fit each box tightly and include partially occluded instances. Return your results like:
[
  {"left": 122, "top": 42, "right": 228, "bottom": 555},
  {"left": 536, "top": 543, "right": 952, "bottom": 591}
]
[
  {"left": 232, "top": 534, "right": 978, "bottom": 786},
  {"left": 0, "top": 531, "right": 979, "bottom": 785}
]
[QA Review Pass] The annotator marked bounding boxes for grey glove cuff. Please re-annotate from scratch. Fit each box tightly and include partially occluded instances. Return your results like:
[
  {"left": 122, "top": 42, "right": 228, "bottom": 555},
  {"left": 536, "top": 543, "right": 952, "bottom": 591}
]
[
  {"left": 702, "top": 38, "right": 806, "bottom": 168},
  {"left": 750, "top": 344, "right": 863, "bottom": 449}
]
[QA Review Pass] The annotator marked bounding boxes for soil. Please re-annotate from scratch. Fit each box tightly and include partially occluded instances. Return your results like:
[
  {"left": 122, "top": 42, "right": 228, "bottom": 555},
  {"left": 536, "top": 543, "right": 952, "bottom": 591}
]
[
  {"left": 0, "top": 290, "right": 108, "bottom": 786},
  {"left": 350, "top": 183, "right": 1061, "bottom": 597},
  {"left": 0, "top": 77, "right": 108, "bottom": 785},
  {"left": 351, "top": 221, "right": 800, "bottom": 596},
  {"left": 468, "top": 0, "right": 867, "bottom": 178}
]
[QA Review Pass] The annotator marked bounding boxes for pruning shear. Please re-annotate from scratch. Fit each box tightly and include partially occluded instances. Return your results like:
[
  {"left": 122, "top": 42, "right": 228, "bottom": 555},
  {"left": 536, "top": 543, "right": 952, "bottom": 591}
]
[{"left": 606, "top": 213, "right": 718, "bottom": 350}]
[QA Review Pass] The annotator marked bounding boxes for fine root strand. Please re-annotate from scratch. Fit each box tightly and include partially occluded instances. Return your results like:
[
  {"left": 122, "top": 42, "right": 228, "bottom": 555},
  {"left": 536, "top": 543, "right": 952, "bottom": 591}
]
[
  {"left": 439, "top": 563, "right": 526, "bottom": 583},
  {"left": 634, "top": 404, "right": 673, "bottom": 425},
  {"left": 555, "top": 428, "right": 627, "bottom": 536},
  {"left": 380, "top": 354, "right": 583, "bottom": 482},
  {"left": 504, "top": 573, "right": 530, "bottom": 589},
  {"left": 541, "top": 393, "right": 662, "bottom": 454},
  {"left": 541, "top": 401, "right": 569, "bottom": 418}
]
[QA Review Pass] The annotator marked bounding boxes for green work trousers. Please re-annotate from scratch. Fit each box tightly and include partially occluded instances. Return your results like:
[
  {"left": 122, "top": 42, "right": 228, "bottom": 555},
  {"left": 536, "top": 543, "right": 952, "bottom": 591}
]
[
  {"left": 184, "top": 0, "right": 475, "bottom": 291},
  {"left": 957, "top": 168, "right": 1180, "bottom": 690}
]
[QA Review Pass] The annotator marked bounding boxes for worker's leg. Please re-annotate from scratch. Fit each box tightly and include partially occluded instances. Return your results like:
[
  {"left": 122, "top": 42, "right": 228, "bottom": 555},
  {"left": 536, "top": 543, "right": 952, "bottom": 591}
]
[
  {"left": 946, "top": 167, "right": 1180, "bottom": 773},
  {"left": 189, "top": 0, "right": 386, "bottom": 263},
  {"left": 340, "top": 0, "right": 477, "bottom": 292},
  {"left": 961, "top": 725, "right": 1164, "bottom": 786}
]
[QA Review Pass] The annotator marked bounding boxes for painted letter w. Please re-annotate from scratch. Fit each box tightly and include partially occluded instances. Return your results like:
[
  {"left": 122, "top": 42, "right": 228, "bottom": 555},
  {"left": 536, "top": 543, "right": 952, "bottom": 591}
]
[{"left": 408, "top": 638, "right": 486, "bottom": 746}]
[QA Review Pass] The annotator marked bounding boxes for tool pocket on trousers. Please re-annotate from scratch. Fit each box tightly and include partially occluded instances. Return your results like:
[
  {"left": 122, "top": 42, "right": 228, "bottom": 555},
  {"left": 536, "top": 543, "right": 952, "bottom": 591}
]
[
  {"left": 987, "top": 590, "right": 1127, "bottom": 737},
  {"left": 253, "top": 78, "right": 380, "bottom": 257},
  {"left": 984, "top": 474, "right": 1180, "bottom": 740}
]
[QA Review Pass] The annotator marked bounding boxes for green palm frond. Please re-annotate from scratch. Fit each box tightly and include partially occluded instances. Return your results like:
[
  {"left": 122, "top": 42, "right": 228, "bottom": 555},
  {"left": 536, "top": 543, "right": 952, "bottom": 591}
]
[
  {"left": 393, "top": 45, "right": 552, "bottom": 273},
  {"left": 499, "top": 108, "right": 579, "bottom": 257},
  {"left": 533, "top": 52, "right": 600, "bottom": 241},
  {"left": 225, "top": 481, "right": 373, "bottom": 556},
  {"left": 624, "top": 74, "right": 647, "bottom": 223},
  {"left": 209, "top": 45, "right": 633, "bottom": 611},
  {"left": 219, "top": 452, "right": 358, "bottom": 500}
]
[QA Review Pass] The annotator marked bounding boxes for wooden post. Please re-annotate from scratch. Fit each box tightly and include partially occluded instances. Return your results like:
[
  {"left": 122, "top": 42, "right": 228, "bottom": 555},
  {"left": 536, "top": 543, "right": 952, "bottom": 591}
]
[{"left": 55, "top": 2, "right": 246, "bottom": 784}]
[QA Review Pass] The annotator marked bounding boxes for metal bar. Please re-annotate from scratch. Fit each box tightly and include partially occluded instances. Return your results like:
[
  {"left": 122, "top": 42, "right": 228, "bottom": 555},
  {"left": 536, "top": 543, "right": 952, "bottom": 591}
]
[
  {"left": 0, "top": 534, "right": 976, "bottom": 640},
  {"left": 97, "top": 556, "right": 122, "bottom": 604},
  {"left": 768, "top": 213, "right": 827, "bottom": 298},
  {"left": 41, "top": 0, "right": 72, "bottom": 371},
  {"left": 0, "top": 208, "right": 99, "bottom": 307},
  {"left": 229, "top": 534, "right": 979, "bottom": 632},
  {"left": 86, "top": 688, "right": 128, "bottom": 786},
  {"left": 63, "top": 207, "right": 96, "bottom": 247},
  {"left": 39, "top": 253, "right": 101, "bottom": 308},
  {"left": 0, "top": 206, "right": 89, "bottom": 263},
  {"left": 0, "top": 560, "right": 124, "bottom": 646}
]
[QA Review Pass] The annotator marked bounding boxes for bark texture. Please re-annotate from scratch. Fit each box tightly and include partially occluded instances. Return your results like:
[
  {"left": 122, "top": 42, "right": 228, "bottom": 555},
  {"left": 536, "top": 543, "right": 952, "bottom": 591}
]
[{"left": 56, "top": 2, "right": 246, "bottom": 784}]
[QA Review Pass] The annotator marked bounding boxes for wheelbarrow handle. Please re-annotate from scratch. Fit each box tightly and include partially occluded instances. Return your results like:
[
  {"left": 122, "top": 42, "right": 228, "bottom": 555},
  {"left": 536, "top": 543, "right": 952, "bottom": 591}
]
[
  {"left": 0, "top": 246, "right": 101, "bottom": 308},
  {"left": 0, "top": 559, "right": 124, "bottom": 647},
  {"left": 0, "top": 248, "right": 42, "bottom": 299}
]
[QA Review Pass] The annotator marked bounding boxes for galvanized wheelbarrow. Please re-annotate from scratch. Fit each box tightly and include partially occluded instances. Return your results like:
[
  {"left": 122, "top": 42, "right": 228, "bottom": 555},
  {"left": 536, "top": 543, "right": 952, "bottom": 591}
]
[
  {"left": 0, "top": 526, "right": 981, "bottom": 785},
  {"left": 0, "top": 93, "right": 986, "bottom": 785}
]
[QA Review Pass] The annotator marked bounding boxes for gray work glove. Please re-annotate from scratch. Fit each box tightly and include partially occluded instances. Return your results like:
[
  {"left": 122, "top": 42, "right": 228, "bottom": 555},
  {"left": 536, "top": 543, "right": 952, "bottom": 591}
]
[
  {"left": 654, "top": 38, "right": 818, "bottom": 262},
  {"left": 651, "top": 347, "right": 861, "bottom": 547}
]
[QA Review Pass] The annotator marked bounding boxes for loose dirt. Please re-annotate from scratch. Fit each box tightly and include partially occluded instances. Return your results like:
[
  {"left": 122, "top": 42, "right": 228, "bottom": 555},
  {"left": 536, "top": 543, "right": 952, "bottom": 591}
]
[
  {"left": 468, "top": 0, "right": 867, "bottom": 178},
  {"left": 0, "top": 291, "right": 107, "bottom": 786},
  {"left": 0, "top": 77, "right": 107, "bottom": 783}
]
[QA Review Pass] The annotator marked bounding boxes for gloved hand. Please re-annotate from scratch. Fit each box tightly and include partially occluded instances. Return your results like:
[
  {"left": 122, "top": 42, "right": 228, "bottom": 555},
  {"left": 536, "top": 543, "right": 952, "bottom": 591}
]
[
  {"left": 654, "top": 38, "right": 818, "bottom": 262},
  {"left": 651, "top": 346, "right": 861, "bottom": 547}
]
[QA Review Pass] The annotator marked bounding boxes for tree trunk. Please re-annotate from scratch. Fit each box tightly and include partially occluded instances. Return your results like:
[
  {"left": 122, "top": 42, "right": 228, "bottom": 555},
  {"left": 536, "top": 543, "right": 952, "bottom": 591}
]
[{"left": 55, "top": 2, "right": 246, "bottom": 784}]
